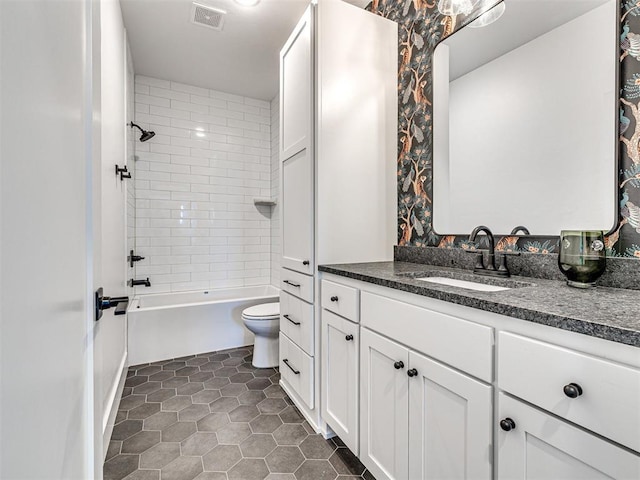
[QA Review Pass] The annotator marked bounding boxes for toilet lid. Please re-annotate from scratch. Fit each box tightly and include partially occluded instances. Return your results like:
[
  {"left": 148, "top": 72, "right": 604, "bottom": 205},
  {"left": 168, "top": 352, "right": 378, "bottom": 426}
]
[{"left": 242, "top": 302, "right": 280, "bottom": 319}]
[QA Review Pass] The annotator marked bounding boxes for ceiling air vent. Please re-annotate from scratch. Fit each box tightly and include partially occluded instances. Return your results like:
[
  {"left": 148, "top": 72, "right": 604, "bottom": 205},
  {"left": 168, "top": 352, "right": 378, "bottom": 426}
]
[{"left": 191, "top": 2, "right": 226, "bottom": 31}]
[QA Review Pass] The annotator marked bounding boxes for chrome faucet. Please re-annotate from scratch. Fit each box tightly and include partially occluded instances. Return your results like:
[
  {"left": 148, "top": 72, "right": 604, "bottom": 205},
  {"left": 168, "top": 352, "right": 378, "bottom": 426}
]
[{"left": 469, "top": 225, "right": 511, "bottom": 277}]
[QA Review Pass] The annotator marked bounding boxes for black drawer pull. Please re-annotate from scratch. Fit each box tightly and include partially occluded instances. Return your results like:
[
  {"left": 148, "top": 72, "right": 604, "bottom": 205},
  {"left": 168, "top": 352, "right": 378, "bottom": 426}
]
[
  {"left": 283, "top": 358, "right": 300, "bottom": 375},
  {"left": 283, "top": 314, "right": 300, "bottom": 326},
  {"left": 302, "top": 260, "right": 310, "bottom": 266},
  {"left": 563, "top": 383, "right": 583, "bottom": 398},
  {"left": 345, "top": 334, "right": 354, "bottom": 341},
  {"left": 500, "top": 418, "right": 516, "bottom": 432},
  {"left": 283, "top": 280, "right": 301, "bottom": 288},
  {"left": 407, "top": 368, "right": 418, "bottom": 377},
  {"left": 394, "top": 361, "right": 404, "bottom": 370},
  {"left": 330, "top": 296, "right": 339, "bottom": 302}
]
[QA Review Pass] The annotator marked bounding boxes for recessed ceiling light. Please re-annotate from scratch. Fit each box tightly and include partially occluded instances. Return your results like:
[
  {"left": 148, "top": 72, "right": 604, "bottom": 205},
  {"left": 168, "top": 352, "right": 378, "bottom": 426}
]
[{"left": 234, "top": 0, "right": 260, "bottom": 6}]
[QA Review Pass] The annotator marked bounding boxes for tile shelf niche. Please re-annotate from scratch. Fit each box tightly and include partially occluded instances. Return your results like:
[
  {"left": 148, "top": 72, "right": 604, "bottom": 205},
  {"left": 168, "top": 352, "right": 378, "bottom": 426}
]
[{"left": 253, "top": 197, "right": 277, "bottom": 207}]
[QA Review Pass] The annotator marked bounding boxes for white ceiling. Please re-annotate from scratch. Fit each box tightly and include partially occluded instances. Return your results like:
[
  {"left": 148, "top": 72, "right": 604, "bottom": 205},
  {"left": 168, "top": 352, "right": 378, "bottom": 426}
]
[{"left": 120, "top": 0, "right": 371, "bottom": 100}]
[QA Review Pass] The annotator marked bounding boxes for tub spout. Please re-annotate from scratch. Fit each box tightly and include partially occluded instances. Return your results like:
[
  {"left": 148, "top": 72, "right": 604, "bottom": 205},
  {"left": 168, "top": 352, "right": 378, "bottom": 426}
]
[{"left": 129, "top": 277, "right": 151, "bottom": 287}]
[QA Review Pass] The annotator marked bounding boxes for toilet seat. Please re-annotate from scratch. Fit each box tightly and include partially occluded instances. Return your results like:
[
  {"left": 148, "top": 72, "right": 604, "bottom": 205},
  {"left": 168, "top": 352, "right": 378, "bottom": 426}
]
[{"left": 242, "top": 302, "right": 280, "bottom": 320}]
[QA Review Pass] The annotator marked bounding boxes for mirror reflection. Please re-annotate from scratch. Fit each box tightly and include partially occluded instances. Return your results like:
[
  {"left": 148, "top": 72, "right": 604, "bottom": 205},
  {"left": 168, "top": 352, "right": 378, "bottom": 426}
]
[{"left": 432, "top": 0, "right": 617, "bottom": 236}]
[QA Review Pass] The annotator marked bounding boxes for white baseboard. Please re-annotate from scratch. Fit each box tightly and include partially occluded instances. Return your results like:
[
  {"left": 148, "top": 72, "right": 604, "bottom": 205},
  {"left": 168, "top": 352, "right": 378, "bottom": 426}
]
[{"left": 102, "top": 351, "right": 128, "bottom": 460}]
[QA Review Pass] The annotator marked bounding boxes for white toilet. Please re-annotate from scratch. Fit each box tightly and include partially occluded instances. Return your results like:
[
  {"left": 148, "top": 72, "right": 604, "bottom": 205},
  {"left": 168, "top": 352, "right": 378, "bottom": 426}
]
[{"left": 241, "top": 302, "right": 280, "bottom": 368}]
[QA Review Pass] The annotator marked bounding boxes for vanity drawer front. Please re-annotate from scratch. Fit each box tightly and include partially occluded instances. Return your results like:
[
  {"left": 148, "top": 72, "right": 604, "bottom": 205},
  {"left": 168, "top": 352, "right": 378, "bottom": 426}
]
[
  {"left": 321, "top": 280, "right": 359, "bottom": 322},
  {"left": 280, "top": 291, "right": 314, "bottom": 356},
  {"left": 281, "top": 268, "right": 314, "bottom": 303},
  {"left": 499, "top": 332, "right": 640, "bottom": 452},
  {"left": 361, "top": 292, "right": 493, "bottom": 383},
  {"left": 280, "top": 332, "right": 314, "bottom": 410}
]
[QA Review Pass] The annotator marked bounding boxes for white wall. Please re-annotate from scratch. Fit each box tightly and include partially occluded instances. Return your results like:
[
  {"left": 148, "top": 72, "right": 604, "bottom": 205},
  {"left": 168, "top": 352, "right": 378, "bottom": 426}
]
[
  {"left": 270, "top": 95, "right": 281, "bottom": 287},
  {"left": 435, "top": 2, "right": 615, "bottom": 235},
  {"left": 133, "top": 76, "right": 273, "bottom": 294}
]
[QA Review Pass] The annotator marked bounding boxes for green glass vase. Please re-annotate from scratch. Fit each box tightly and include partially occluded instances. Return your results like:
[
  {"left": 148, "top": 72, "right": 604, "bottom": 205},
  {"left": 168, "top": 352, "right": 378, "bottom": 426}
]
[{"left": 558, "top": 230, "right": 606, "bottom": 288}]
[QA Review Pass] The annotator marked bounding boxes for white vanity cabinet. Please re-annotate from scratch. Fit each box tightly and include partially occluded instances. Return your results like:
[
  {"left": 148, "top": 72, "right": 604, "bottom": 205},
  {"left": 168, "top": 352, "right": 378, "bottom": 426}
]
[
  {"left": 497, "top": 393, "right": 640, "bottom": 479},
  {"left": 278, "top": 0, "right": 396, "bottom": 432},
  {"left": 359, "top": 295, "right": 493, "bottom": 480}
]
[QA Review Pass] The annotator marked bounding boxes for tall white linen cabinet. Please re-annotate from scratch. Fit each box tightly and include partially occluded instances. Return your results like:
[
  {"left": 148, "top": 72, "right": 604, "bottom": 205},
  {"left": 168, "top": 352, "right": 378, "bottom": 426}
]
[{"left": 278, "top": 0, "right": 397, "bottom": 434}]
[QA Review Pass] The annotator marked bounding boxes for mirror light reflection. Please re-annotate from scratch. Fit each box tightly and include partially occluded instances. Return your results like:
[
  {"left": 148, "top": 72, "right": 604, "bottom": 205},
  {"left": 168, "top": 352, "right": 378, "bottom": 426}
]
[{"left": 432, "top": 0, "right": 617, "bottom": 236}]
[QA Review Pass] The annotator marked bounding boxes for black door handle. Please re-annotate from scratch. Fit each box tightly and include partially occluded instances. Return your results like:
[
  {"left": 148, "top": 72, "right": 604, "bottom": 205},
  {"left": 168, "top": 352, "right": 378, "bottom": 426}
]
[
  {"left": 394, "top": 361, "right": 404, "bottom": 369},
  {"left": 283, "top": 359, "right": 300, "bottom": 375},
  {"left": 95, "top": 287, "right": 129, "bottom": 321},
  {"left": 302, "top": 260, "right": 310, "bottom": 266},
  {"left": 345, "top": 334, "right": 354, "bottom": 341},
  {"left": 283, "top": 314, "right": 300, "bottom": 326},
  {"left": 283, "top": 280, "right": 301, "bottom": 288},
  {"left": 330, "top": 296, "right": 339, "bottom": 302},
  {"left": 407, "top": 368, "right": 418, "bottom": 377}
]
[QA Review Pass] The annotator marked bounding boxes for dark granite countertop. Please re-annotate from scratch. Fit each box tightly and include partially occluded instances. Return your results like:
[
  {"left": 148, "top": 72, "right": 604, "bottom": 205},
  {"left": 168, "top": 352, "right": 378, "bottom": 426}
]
[{"left": 318, "top": 261, "right": 640, "bottom": 348}]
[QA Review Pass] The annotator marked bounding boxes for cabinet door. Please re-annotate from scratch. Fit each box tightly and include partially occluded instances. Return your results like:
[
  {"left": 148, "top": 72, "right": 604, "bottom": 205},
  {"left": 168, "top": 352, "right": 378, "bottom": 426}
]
[
  {"left": 281, "top": 150, "right": 314, "bottom": 273},
  {"left": 498, "top": 393, "right": 640, "bottom": 479},
  {"left": 321, "top": 310, "right": 359, "bottom": 455},
  {"left": 279, "top": 5, "right": 312, "bottom": 160},
  {"left": 360, "top": 328, "right": 409, "bottom": 480},
  {"left": 408, "top": 351, "right": 492, "bottom": 480}
]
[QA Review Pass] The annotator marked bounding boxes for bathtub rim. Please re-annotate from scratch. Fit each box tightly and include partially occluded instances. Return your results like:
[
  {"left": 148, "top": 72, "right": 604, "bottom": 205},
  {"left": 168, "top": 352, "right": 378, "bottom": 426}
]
[{"left": 129, "top": 285, "right": 280, "bottom": 313}]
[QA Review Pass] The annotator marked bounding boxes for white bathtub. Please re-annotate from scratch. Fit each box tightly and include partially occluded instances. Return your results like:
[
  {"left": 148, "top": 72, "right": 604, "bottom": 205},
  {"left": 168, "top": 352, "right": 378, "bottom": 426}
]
[{"left": 128, "top": 285, "right": 280, "bottom": 365}]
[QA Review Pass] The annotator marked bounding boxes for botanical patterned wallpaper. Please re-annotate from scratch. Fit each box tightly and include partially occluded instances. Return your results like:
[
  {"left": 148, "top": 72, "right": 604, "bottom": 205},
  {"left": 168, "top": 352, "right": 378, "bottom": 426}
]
[{"left": 367, "top": 0, "right": 640, "bottom": 258}]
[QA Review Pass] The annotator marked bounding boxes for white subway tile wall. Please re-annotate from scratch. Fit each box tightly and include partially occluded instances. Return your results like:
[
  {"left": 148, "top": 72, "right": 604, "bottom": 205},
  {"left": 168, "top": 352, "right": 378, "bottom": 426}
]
[
  {"left": 270, "top": 95, "right": 281, "bottom": 287},
  {"left": 133, "top": 75, "right": 279, "bottom": 294}
]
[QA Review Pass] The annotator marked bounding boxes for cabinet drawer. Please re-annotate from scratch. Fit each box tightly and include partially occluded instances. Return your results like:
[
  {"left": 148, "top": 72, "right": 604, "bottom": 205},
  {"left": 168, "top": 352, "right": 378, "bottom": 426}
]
[
  {"left": 499, "top": 332, "right": 640, "bottom": 452},
  {"left": 280, "top": 291, "right": 314, "bottom": 356},
  {"left": 281, "top": 268, "right": 314, "bottom": 303},
  {"left": 280, "top": 332, "right": 314, "bottom": 410},
  {"left": 321, "top": 280, "right": 359, "bottom": 322},
  {"left": 361, "top": 292, "right": 493, "bottom": 383}
]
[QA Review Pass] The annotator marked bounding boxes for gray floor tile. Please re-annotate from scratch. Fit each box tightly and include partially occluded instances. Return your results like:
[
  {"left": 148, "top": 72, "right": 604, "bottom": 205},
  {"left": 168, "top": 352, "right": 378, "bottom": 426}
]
[
  {"left": 161, "top": 455, "right": 203, "bottom": 480},
  {"left": 104, "top": 454, "right": 139, "bottom": 480},
  {"left": 265, "top": 446, "right": 304, "bottom": 473},
  {"left": 181, "top": 432, "right": 219, "bottom": 456},
  {"left": 144, "top": 411, "right": 178, "bottom": 431},
  {"left": 240, "top": 434, "right": 277, "bottom": 458},
  {"left": 202, "top": 444, "right": 242, "bottom": 471},
  {"left": 121, "top": 430, "right": 161, "bottom": 454},
  {"left": 294, "top": 459, "right": 338, "bottom": 480},
  {"left": 161, "top": 421, "right": 197, "bottom": 442},
  {"left": 139, "top": 442, "right": 181, "bottom": 469},
  {"left": 106, "top": 347, "right": 372, "bottom": 480},
  {"left": 227, "top": 458, "right": 269, "bottom": 480}
]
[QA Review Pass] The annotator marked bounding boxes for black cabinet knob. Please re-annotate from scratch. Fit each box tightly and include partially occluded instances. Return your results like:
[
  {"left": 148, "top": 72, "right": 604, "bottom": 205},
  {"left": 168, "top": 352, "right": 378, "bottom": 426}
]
[
  {"left": 500, "top": 418, "right": 516, "bottom": 432},
  {"left": 563, "top": 383, "right": 583, "bottom": 398},
  {"left": 303, "top": 260, "right": 310, "bottom": 266},
  {"left": 393, "top": 361, "right": 404, "bottom": 369},
  {"left": 330, "top": 296, "right": 339, "bottom": 302},
  {"left": 407, "top": 368, "right": 418, "bottom": 377},
  {"left": 345, "top": 334, "right": 354, "bottom": 341}
]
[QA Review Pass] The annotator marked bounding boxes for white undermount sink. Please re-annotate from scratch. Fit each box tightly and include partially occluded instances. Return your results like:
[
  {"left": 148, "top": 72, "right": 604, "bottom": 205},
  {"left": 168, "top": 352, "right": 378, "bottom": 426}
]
[{"left": 417, "top": 276, "right": 511, "bottom": 292}]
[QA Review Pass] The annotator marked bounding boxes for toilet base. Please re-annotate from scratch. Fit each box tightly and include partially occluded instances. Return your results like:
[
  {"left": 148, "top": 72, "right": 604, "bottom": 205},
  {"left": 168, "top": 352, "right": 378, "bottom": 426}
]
[{"left": 252, "top": 334, "right": 279, "bottom": 368}]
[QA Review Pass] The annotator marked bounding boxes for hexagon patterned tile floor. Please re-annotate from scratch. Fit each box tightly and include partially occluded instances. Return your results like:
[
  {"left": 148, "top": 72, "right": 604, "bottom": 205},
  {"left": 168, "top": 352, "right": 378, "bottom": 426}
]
[{"left": 104, "top": 346, "right": 376, "bottom": 480}]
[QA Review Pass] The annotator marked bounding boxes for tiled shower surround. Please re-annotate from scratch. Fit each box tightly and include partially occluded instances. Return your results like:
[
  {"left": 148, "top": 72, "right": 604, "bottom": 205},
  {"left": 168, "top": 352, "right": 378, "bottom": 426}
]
[
  {"left": 133, "top": 76, "right": 278, "bottom": 294},
  {"left": 104, "top": 346, "right": 375, "bottom": 480}
]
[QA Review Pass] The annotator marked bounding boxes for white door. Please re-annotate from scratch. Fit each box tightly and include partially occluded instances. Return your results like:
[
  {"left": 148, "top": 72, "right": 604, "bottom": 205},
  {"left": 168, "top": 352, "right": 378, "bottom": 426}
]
[
  {"left": 408, "top": 351, "right": 492, "bottom": 480},
  {"left": 321, "top": 310, "right": 359, "bottom": 454},
  {"left": 0, "top": 0, "right": 98, "bottom": 477},
  {"left": 497, "top": 393, "right": 640, "bottom": 479},
  {"left": 95, "top": 0, "right": 130, "bottom": 462},
  {"left": 360, "top": 328, "right": 409, "bottom": 480},
  {"left": 281, "top": 149, "right": 314, "bottom": 274}
]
